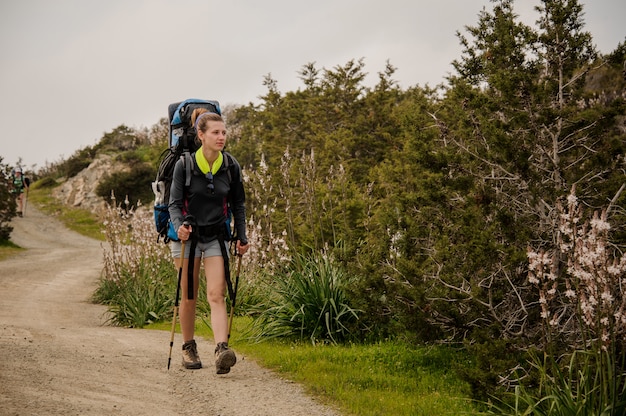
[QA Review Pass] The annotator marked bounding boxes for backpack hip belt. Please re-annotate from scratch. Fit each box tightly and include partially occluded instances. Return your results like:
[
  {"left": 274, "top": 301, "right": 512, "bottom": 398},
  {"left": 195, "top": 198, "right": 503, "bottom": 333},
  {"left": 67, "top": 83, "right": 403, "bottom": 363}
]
[{"left": 197, "top": 223, "right": 226, "bottom": 239}]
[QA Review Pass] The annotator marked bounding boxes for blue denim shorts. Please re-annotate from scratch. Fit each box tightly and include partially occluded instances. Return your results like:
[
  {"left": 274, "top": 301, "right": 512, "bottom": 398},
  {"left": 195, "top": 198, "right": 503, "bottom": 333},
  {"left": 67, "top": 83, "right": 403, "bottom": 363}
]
[{"left": 170, "top": 239, "right": 227, "bottom": 259}]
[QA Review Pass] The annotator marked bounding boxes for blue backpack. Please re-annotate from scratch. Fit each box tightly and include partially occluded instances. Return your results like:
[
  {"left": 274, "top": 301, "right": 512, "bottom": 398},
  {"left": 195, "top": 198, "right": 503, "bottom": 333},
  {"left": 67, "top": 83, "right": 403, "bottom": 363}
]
[{"left": 151, "top": 99, "right": 235, "bottom": 243}]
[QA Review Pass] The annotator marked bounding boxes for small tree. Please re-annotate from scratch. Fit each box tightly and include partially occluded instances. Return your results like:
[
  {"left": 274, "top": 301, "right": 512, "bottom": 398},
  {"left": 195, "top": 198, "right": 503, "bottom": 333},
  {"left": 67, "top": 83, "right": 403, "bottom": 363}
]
[
  {"left": 426, "top": 0, "right": 620, "bottom": 346},
  {"left": 0, "top": 157, "right": 17, "bottom": 241}
]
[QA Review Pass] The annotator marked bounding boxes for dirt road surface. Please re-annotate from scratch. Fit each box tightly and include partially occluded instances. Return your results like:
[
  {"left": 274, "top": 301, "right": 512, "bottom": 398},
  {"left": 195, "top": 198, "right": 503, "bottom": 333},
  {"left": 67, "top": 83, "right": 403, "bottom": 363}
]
[{"left": 0, "top": 206, "right": 339, "bottom": 416}]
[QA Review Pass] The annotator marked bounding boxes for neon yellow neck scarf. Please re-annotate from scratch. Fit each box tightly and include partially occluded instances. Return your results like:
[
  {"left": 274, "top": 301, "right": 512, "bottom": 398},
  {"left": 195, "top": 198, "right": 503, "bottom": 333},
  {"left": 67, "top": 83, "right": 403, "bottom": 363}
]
[{"left": 195, "top": 149, "right": 223, "bottom": 175}]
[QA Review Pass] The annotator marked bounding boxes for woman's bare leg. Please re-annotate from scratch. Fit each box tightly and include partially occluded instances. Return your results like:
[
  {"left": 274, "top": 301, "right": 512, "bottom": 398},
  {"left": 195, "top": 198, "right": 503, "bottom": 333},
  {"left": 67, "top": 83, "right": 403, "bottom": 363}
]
[{"left": 204, "top": 256, "right": 228, "bottom": 343}]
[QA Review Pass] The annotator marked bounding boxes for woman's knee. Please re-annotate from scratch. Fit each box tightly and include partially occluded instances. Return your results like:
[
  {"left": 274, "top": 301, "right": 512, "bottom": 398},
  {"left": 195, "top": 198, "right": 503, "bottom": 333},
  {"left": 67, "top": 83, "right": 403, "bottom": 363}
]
[
  {"left": 206, "top": 288, "right": 226, "bottom": 305},
  {"left": 180, "top": 297, "right": 197, "bottom": 308}
]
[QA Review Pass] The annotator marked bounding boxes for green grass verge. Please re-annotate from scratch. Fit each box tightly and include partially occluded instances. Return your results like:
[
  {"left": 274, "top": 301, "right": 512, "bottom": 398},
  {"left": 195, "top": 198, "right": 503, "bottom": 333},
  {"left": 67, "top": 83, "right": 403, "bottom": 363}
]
[
  {"left": 148, "top": 318, "right": 480, "bottom": 416},
  {"left": 25, "top": 184, "right": 105, "bottom": 241},
  {"left": 0, "top": 239, "right": 23, "bottom": 261}
]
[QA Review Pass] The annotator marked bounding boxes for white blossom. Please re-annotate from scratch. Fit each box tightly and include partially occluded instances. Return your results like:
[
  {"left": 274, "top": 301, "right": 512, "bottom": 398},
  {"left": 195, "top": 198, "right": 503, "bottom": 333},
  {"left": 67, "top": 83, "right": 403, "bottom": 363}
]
[
  {"left": 601, "top": 291, "right": 614, "bottom": 304},
  {"left": 590, "top": 217, "right": 611, "bottom": 232},
  {"left": 567, "top": 193, "right": 578, "bottom": 206}
]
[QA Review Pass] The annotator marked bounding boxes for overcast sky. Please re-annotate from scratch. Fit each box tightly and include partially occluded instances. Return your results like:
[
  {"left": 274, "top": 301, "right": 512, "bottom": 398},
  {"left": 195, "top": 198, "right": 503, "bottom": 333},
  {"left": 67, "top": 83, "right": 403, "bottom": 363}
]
[{"left": 1, "top": 0, "right": 624, "bottom": 170}]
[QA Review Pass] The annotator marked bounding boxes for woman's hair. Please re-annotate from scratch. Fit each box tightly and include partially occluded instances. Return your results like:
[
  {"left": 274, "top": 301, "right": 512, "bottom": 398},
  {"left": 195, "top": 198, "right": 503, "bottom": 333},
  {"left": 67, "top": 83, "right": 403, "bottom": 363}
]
[{"left": 191, "top": 108, "right": 223, "bottom": 133}]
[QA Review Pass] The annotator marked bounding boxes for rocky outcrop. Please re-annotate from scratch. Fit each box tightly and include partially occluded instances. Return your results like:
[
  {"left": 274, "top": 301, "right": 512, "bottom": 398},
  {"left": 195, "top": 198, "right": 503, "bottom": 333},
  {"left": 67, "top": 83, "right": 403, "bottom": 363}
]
[{"left": 52, "top": 154, "right": 127, "bottom": 214}]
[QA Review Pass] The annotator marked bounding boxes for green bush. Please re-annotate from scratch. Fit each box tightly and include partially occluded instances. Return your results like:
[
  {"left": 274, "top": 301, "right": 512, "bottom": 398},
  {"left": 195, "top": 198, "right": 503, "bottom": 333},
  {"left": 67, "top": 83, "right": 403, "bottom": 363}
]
[
  {"left": 95, "top": 162, "right": 156, "bottom": 208},
  {"left": 0, "top": 159, "right": 17, "bottom": 241},
  {"left": 32, "top": 177, "right": 57, "bottom": 189},
  {"left": 458, "top": 338, "right": 527, "bottom": 402},
  {"left": 249, "top": 251, "right": 360, "bottom": 344},
  {"left": 94, "top": 125, "right": 148, "bottom": 153},
  {"left": 94, "top": 257, "right": 174, "bottom": 327},
  {"left": 57, "top": 146, "right": 96, "bottom": 178}
]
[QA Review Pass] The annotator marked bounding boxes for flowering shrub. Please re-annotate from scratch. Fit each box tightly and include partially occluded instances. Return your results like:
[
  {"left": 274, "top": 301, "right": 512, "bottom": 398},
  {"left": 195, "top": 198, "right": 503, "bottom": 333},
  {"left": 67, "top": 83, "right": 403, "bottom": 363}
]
[
  {"left": 241, "top": 153, "right": 291, "bottom": 274},
  {"left": 497, "top": 186, "right": 626, "bottom": 415},
  {"left": 94, "top": 196, "right": 176, "bottom": 327},
  {"left": 528, "top": 186, "right": 626, "bottom": 352}
]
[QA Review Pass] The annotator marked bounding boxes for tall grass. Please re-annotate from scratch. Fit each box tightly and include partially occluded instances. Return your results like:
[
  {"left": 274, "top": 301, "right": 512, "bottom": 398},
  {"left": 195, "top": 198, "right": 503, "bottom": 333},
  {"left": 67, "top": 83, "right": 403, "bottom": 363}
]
[
  {"left": 248, "top": 251, "right": 360, "bottom": 344},
  {"left": 486, "top": 350, "right": 626, "bottom": 415},
  {"left": 93, "top": 198, "right": 177, "bottom": 327}
]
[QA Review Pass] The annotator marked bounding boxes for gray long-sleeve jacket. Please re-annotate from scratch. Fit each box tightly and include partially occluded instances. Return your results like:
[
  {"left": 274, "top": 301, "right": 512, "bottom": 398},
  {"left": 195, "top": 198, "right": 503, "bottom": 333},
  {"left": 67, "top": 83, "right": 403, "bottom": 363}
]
[{"left": 168, "top": 151, "right": 247, "bottom": 243}]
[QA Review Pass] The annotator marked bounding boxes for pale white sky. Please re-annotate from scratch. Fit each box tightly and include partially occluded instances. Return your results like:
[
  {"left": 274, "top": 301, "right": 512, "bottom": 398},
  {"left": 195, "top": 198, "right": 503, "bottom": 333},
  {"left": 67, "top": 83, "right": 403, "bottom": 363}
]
[{"left": 1, "top": 0, "right": 624, "bottom": 170}]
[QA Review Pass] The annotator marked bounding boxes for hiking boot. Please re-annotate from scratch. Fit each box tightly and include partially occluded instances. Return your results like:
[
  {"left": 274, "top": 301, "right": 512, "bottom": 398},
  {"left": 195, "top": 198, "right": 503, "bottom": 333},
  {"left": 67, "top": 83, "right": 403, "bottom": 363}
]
[
  {"left": 215, "top": 342, "right": 236, "bottom": 374},
  {"left": 182, "top": 340, "right": 202, "bottom": 369}
]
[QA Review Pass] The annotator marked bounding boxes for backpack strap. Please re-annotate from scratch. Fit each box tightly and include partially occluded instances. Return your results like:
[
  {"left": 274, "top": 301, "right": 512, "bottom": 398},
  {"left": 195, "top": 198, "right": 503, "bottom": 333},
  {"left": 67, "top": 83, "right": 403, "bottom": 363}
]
[
  {"left": 220, "top": 151, "right": 236, "bottom": 302},
  {"left": 223, "top": 151, "right": 233, "bottom": 183},
  {"left": 180, "top": 133, "right": 195, "bottom": 188},
  {"left": 182, "top": 152, "right": 193, "bottom": 188}
]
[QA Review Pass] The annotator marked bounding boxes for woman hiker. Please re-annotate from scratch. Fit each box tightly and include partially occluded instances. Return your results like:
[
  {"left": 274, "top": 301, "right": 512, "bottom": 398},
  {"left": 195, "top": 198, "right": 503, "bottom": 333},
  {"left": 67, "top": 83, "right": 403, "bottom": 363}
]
[
  {"left": 168, "top": 109, "right": 249, "bottom": 373},
  {"left": 11, "top": 167, "right": 29, "bottom": 217}
]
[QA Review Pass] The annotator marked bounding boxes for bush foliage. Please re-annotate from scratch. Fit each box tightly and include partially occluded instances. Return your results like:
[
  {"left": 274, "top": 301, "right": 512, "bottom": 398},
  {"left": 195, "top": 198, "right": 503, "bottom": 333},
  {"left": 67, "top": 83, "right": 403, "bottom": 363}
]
[
  {"left": 249, "top": 251, "right": 360, "bottom": 344},
  {"left": 0, "top": 157, "right": 17, "bottom": 240}
]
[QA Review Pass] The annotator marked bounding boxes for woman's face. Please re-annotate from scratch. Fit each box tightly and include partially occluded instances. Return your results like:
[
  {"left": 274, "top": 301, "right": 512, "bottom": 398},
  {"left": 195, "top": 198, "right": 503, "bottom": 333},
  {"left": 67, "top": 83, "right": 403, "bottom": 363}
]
[{"left": 198, "top": 120, "right": 226, "bottom": 152}]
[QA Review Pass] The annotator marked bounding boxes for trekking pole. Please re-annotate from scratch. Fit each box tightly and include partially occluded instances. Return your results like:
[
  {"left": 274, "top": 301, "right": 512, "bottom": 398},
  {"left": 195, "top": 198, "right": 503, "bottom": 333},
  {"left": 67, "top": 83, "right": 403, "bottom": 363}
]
[
  {"left": 167, "top": 239, "right": 186, "bottom": 370},
  {"left": 227, "top": 251, "right": 243, "bottom": 341}
]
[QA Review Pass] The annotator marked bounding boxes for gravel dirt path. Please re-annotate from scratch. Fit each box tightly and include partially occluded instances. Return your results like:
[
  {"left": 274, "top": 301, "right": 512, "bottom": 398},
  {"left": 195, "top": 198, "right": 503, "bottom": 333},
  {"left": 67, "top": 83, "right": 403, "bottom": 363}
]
[{"left": 0, "top": 206, "right": 340, "bottom": 416}]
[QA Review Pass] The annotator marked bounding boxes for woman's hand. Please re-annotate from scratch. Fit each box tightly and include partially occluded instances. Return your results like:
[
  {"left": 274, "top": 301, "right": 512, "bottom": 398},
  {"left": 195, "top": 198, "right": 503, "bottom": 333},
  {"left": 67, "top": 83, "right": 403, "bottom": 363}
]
[
  {"left": 236, "top": 239, "right": 250, "bottom": 255},
  {"left": 177, "top": 224, "right": 192, "bottom": 241}
]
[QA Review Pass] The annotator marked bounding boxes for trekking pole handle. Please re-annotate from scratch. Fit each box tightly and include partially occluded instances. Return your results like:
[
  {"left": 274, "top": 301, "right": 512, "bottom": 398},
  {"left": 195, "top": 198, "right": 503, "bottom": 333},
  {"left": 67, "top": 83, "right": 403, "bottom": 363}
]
[
  {"left": 178, "top": 220, "right": 193, "bottom": 241},
  {"left": 181, "top": 214, "right": 196, "bottom": 236},
  {"left": 236, "top": 239, "right": 248, "bottom": 256}
]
